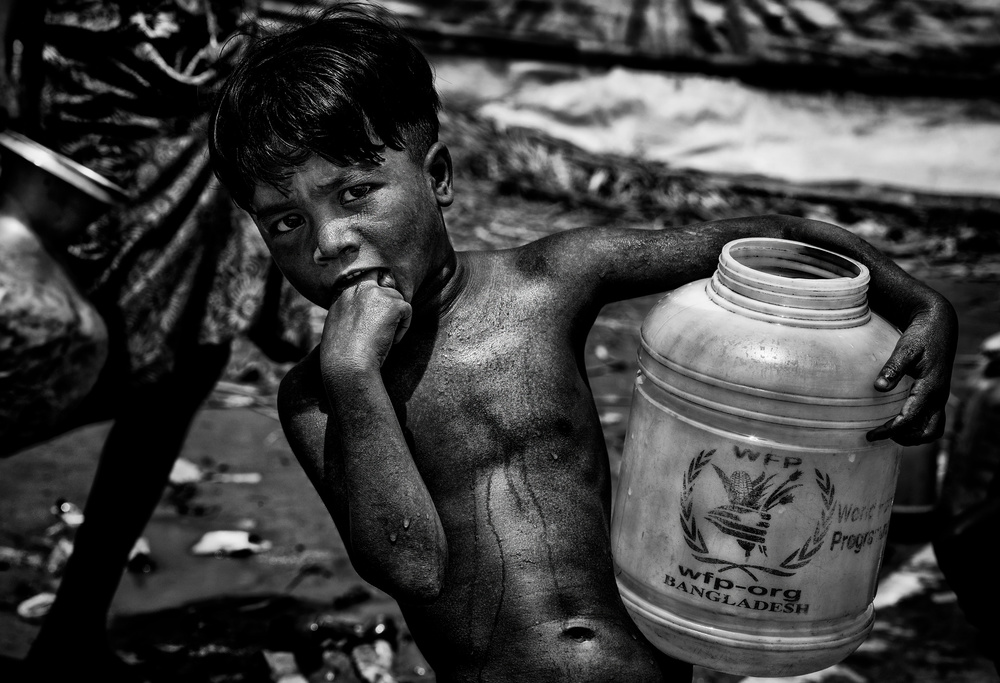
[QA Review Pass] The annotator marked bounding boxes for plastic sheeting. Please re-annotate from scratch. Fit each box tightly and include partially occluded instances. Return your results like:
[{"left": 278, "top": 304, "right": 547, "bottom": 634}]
[{"left": 434, "top": 58, "right": 1000, "bottom": 197}]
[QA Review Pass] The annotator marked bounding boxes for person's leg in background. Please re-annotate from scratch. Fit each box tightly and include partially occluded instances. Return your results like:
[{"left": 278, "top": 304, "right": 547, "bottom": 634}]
[
  {"left": 23, "top": 341, "right": 232, "bottom": 679},
  {"left": 3, "top": 3, "right": 313, "bottom": 677}
]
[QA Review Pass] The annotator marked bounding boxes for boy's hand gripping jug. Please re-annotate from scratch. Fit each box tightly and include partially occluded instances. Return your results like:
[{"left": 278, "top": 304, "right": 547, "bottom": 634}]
[{"left": 611, "top": 238, "right": 911, "bottom": 676}]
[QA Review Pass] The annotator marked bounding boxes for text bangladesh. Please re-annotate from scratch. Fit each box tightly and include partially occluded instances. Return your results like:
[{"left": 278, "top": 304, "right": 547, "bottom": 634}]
[{"left": 663, "top": 566, "right": 810, "bottom": 614}]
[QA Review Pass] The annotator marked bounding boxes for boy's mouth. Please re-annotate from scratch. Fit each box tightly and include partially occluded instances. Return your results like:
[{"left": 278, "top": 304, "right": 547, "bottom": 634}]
[
  {"left": 336, "top": 269, "right": 371, "bottom": 287},
  {"left": 334, "top": 268, "right": 396, "bottom": 291}
]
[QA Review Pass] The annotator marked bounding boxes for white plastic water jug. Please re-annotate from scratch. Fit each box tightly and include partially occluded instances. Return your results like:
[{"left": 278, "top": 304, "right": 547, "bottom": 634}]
[{"left": 611, "top": 237, "right": 911, "bottom": 676}]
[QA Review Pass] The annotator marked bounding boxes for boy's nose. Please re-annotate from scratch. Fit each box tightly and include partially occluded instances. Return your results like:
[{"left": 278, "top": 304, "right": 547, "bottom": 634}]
[{"left": 313, "top": 221, "right": 361, "bottom": 264}]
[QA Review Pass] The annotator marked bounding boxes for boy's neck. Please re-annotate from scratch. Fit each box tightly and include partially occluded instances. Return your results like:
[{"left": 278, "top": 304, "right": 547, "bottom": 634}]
[{"left": 410, "top": 249, "right": 466, "bottom": 321}]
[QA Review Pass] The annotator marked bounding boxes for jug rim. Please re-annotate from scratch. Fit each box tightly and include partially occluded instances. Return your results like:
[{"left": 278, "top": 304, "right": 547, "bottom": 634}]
[
  {"left": 712, "top": 238, "right": 872, "bottom": 326},
  {"left": 720, "top": 238, "right": 870, "bottom": 293}
]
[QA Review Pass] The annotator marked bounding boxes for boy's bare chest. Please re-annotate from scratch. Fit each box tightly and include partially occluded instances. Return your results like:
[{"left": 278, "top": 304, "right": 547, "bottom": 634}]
[{"left": 382, "top": 307, "right": 595, "bottom": 471}]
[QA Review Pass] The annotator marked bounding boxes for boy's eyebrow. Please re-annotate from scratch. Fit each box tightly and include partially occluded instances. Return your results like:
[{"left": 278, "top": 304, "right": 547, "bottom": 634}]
[
  {"left": 250, "top": 197, "right": 296, "bottom": 222},
  {"left": 250, "top": 166, "right": 380, "bottom": 220},
  {"left": 308, "top": 167, "right": 375, "bottom": 200}
]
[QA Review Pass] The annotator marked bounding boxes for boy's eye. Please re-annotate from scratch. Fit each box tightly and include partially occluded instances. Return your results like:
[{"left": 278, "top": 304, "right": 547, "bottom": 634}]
[
  {"left": 340, "top": 184, "right": 372, "bottom": 203},
  {"left": 274, "top": 214, "right": 305, "bottom": 233}
]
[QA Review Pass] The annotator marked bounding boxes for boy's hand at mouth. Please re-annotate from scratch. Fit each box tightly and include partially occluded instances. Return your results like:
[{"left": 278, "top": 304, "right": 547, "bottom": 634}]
[{"left": 320, "top": 269, "right": 412, "bottom": 383}]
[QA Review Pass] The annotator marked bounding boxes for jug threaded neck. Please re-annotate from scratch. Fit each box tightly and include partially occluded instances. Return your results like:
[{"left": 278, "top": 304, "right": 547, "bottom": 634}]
[{"left": 708, "top": 238, "right": 871, "bottom": 328}]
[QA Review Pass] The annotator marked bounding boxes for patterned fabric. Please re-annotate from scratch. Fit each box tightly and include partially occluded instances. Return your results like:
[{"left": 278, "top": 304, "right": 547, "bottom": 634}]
[{"left": 30, "top": 0, "right": 315, "bottom": 386}]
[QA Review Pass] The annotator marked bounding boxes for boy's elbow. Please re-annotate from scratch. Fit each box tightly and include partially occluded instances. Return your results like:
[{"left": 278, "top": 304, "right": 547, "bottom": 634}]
[
  {"left": 396, "top": 563, "right": 446, "bottom": 603},
  {"left": 357, "top": 543, "right": 448, "bottom": 604},
  {"left": 396, "top": 547, "right": 448, "bottom": 603}
]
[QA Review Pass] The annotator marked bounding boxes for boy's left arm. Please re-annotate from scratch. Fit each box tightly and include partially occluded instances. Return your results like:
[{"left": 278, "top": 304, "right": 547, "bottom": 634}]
[
  {"left": 779, "top": 218, "right": 958, "bottom": 447},
  {"left": 535, "top": 214, "right": 957, "bottom": 446}
]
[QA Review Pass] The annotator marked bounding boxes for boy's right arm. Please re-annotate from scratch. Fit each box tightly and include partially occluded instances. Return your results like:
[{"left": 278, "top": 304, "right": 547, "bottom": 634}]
[{"left": 278, "top": 275, "right": 447, "bottom": 603}]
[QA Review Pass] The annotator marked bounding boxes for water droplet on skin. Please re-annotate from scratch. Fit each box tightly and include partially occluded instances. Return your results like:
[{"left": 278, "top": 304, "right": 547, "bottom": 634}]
[
  {"left": 627, "top": 487, "right": 632, "bottom": 496},
  {"left": 389, "top": 533, "right": 398, "bottom": 543},
  {"left": 848, "top": 453, "right": 856, "bottom": 463},
  {"left": 403, "top": 518, "right": 411, "bottom": 529},
  {"left": 552, "top": 453, "right": 559, "bottom": 460}
]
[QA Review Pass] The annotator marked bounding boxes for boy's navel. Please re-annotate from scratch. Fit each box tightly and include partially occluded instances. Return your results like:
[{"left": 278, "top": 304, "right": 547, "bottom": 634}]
[{"left": 562, "top": 624, "right": 596, "bottom": 643}]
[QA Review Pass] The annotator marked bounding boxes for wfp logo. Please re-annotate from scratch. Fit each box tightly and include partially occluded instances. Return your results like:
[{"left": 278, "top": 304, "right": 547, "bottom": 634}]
[{"left": 680, "top": 447, "right": 836, "bottom": 581}]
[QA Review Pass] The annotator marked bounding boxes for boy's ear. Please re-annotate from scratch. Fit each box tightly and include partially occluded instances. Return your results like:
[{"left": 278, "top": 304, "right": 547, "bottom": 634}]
[{"left": 423, "top": 142, "right": 454, "bottom": 207}]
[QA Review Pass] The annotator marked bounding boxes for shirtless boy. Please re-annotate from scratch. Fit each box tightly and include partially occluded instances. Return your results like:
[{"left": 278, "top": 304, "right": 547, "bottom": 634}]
[{"left": 208, "top": 5, "right": 957, "bottom": 681}]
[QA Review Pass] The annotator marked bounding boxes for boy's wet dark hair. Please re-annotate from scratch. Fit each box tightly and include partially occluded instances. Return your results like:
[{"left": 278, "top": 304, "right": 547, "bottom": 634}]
[{"left": 208, "top": 2, "right": 441, "bottom": 210}]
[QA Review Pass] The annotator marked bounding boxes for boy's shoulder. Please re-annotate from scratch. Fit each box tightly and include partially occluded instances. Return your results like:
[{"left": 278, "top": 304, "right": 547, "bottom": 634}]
[{"left": 464, "top": 226, "right": 610, "bottom": 283}]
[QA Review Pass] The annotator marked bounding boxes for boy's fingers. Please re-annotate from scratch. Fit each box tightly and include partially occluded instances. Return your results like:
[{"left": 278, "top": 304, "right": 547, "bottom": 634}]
[
  {"left": 866, "top": 394, "right": 945, "bottom": 446},
  {"left": 377, "top": 269, "right": 396, "bottom": 290},
  {"left": 393, "top": 303, "right": 412, "bottom": 344},
  {"left": 890, "top": 409, "right": 944, "bottom": 446},
  {"left": 865, "top": 417, "right": 897, "bottom": 442},
  {"left": 866, "top": 389, "right": 916, "bottom": 441},
  {"left": 875, "top": 337, "right": 920, "bottom": 392}
]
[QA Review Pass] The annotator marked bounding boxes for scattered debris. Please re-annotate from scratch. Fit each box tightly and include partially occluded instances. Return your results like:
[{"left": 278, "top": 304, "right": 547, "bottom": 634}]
[
  {"left": 127, "top": 536, "right": 156, "bottom": 574},
  {"left": 0, "top": 546, "right": 44, "bottom": 570},
  {"left": 210, "top": 379, "right": 266, "bottom": 409},
  {"left": 314, "top": 648, "right": 357, "bottom": 682},
  {"left": 304, "top": 611, "right": 367, "bottom": 648},
  {"left": 169, "top": 457, "right": 262, "bottom": 485},
  {"left": 45, "top": 537, "right": 74, "bottom": 575},
  {"left": 164, "top": 457, "right": 261, "bottom": 517},
  {"left": 191, "top": 530, "right": 273, "bottom": 557},
  {"left": 353, "top": 638, "right": 396, "bottom": 683},
  {"left": 982, "top": 330, "right": 1000, "bottom": 366},
  {"left": 263, "top": 649, "right": 309, "bottom": 683},
  {"left": 169, "top": 457, "right": 204, "bottom": 485},
  {"left": 50, "top": 498, "right": 84, "bottom": 528},
  {"left": 16, "top": 591, "right": 56, "bottom": 622},
  {"left": 599, "top": 410, "right": 625, "bottom": 426},
  {"left": 208, "top": 471, "right": 263, "bottom": 484}
]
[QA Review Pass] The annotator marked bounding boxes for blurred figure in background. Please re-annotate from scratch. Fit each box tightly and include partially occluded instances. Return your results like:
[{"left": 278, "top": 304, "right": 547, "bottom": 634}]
[
  {"left": 0, "top": 0, "right": 312, "bottom": 679},
  {"left": 933, "top": 331, "right": 1000, "bottom": 673}
]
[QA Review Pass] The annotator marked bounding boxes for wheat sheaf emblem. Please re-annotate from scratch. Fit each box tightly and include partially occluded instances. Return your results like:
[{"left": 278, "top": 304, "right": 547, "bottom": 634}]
[{"left": 680, "top": 447, "right": 836, "bottom": 581}]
